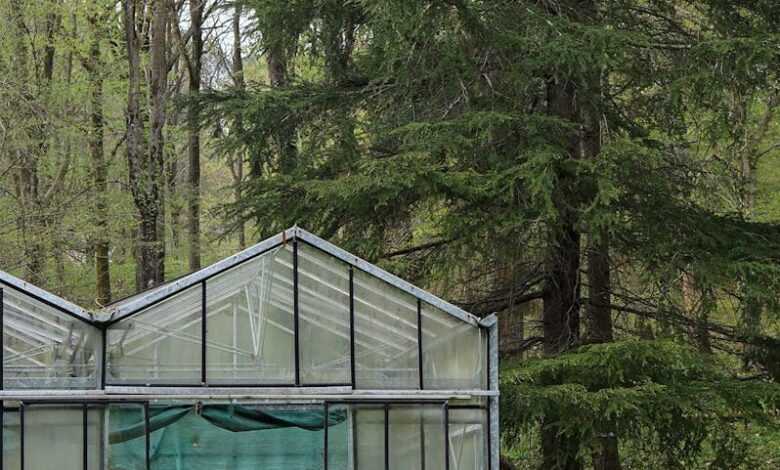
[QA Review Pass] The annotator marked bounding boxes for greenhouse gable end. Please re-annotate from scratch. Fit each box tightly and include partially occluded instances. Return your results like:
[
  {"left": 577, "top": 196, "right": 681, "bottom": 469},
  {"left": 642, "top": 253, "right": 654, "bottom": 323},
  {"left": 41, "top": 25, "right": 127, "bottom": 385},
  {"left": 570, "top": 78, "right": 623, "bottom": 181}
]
[{"left": 0, "top": 227, "right": 498, "bottom": 470}]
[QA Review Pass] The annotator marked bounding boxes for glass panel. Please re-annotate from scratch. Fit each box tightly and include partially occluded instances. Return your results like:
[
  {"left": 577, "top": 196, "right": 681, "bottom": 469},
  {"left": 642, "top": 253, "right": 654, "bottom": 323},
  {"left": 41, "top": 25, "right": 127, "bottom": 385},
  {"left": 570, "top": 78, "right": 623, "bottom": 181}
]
[
  {"left": 298, "top": 243, "right": 350, "bottom": 385},
  {"left": 107, "top": 404, "right": 146, "bottom": 470},
  {"left": 354, "top": 270, "right": 419, "bottom": 389},
  {"left": 448, "top": 408, "right": 488, "bottom": 470},
  {"left": 422, "top": 304, "right": 486, "bottom": 390},
  {"left": 25, "top": 406, "right": 84, "bottom": 470},
  {"left": 107, "top": 284, "right": 202, "bottom": 385},
  {"left": 389, "top": 406, "right": 446, "bottom": 470},
  {"left": 354, "top": 407, "right": 385, "bottom": 469},
  {"left": 3, "top": 406, "right": 20, "bottom": 469},
  {"left": 205, "top": 246, "right": 295, "bottom": 385},
  {"left": 327, "top": 405, "right": 352, "bottom": 470},
  {"left": 2, "top": 285, "right": 100, "bottom": 389},
  {"left": 87, "top": 406, "right": 105, "bottom": 470}
]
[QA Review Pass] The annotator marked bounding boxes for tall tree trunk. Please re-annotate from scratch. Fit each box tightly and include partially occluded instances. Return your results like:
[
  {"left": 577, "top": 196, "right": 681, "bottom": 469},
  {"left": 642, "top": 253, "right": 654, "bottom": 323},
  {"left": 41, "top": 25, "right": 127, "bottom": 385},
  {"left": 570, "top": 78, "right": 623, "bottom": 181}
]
[
  {"left": 124, "top": 0, "right": 167, "bottom": 290},
  {"left": 187, "top": 0, "right": 203, "bottom": 271},
  {"left": 266, "top": 45, "right": 298, "bottom": 172},
  {"left": 582, "top": 67, "right": 621, "bottom": 470},
  {"left": 231, "top": 2, "right": 246, "bottom": 249},
  {"left": 541, "top": 73, "right": 583, "bottom": 470},
  {"left": 86, "top": 12, "right": 112, "bottom": 306},
  {"left": 9, "top": 0, "right": 45, "bottom": 286}
]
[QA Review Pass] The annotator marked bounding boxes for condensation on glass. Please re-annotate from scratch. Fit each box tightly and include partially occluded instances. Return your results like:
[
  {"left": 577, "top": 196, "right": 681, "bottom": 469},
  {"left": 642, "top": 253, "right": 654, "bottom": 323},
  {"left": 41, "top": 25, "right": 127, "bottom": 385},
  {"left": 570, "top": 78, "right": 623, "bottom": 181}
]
[
  {"left": 106, "top": 284, "right": 203, "bottom": 385},
  {"left": 2, "top": 284, "right": 100, "bottom": 389},
  {"left": 353, "top": 270, "right": 419, "bottom": 389},
  {"left": 205, "top": 246, "right": 295, "bottom": 385},
  {"left": 422, "top": 303, "right": 487, "bottom": 390}
]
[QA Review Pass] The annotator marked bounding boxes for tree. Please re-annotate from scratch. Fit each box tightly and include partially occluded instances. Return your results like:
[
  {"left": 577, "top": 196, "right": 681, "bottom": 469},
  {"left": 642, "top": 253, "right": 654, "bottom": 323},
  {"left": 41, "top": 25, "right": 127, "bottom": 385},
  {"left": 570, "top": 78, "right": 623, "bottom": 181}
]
[{"left": 123, "top": 0, "right": 167, "bottom": 289}]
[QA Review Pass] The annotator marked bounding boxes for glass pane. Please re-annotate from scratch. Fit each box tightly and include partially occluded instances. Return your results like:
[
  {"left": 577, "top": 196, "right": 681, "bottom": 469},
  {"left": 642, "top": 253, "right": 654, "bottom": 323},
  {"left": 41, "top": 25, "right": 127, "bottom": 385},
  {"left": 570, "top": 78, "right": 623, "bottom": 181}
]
[
  {"left": 3, "top": 406, "right": 20, "bottom": 469},
  {"left": 25, "top": 406, "right": 84, "bottom": 470},
  {"left": 2, "top": 285, "right": 99, "bottom": 389},
  {"left": 327, "top": 405, "right": 352, "bottom": 470},
  {"left": 298, "top": 243, "right": 350, "bottom": 385},
  {"left": 354, "top": 407, "right": 385, "bottom": 469},
  {"left": 205, "top": 246, "right": 295, "bottom": 385},
  {"left": 107, "top": 284, "right": 203, "bottom": 385},
  {"left": 389, "top": 406, "right": 446, "bottom": 470},
  {"left": 107, "top": 404, "right": 146, "bottom": 470},
  {"left": 422, "top": 304, "right": 486, "bottom": 390},
  {"left": 87, "top": 406, "right": 105, "bottom": 470},
  {"left": 448, "top": 408, "right": 488, "bottom": 470},
  {"left": 354, "top": 270, "right": 419, "bottom": 389}
]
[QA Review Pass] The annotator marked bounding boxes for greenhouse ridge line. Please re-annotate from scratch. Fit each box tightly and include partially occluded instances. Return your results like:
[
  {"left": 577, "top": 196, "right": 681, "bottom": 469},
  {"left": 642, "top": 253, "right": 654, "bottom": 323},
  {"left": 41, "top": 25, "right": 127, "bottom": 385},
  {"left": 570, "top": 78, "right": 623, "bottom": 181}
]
[{"left": 0, "top": 227, "right": 483, "bottom": 328}]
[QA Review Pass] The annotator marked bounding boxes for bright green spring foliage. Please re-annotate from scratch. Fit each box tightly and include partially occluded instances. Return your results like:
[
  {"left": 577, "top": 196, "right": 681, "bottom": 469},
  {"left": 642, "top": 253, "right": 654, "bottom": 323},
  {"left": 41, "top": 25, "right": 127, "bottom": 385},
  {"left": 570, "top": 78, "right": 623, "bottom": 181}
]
[{"left": 502, "top": 340, "right": 780, "bottom": 469}]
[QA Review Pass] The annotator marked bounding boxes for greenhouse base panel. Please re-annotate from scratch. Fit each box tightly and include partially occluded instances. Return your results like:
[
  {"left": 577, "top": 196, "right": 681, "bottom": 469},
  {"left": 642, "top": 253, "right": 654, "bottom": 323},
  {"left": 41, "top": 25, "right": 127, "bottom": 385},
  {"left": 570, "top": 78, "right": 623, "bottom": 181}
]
[{"left": 0, "top": 227, "right": 499, "bottom": 469}]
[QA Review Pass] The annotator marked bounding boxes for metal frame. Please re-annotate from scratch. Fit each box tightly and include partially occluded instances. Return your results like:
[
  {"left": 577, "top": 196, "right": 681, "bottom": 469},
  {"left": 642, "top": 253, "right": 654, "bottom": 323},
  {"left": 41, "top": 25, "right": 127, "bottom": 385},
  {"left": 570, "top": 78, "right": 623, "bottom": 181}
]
[{"left": 0, "top": 227, "right": 500, "bottom": 468}]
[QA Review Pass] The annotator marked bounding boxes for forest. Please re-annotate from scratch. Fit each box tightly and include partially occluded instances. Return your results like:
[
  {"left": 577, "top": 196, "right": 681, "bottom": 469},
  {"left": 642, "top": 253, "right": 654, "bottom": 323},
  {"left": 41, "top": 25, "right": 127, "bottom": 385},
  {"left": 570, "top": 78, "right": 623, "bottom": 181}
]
[{"left": 0, "top": 0, "right": 779, "bottom": 469}]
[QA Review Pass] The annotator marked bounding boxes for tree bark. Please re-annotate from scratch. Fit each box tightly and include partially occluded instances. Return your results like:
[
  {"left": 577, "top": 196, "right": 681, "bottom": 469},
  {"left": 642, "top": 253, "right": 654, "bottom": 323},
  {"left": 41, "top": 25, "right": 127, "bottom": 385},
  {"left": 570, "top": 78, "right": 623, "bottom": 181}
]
[
  {"left": 540, "top": 72, "right": 584, "bottom": 470},
  {"left": 187, "top": 0, "right": 203, "bottom": 271},
  {"left": 231, "top": 2, "right": 246, "bottom": 249},
  {"left": 86, "top": 12, "right": 112, "bottom": 306},
  {"left": 124, "top": 0, "right": 167, "bottom": 290}
]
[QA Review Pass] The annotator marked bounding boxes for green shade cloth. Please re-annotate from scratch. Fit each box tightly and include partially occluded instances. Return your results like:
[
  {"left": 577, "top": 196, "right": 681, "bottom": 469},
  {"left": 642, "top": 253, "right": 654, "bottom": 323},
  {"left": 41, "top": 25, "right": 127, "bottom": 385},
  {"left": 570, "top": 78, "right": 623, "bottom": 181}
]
[{"left": 108, "top": 405, "right": 348, "bottom": 470}]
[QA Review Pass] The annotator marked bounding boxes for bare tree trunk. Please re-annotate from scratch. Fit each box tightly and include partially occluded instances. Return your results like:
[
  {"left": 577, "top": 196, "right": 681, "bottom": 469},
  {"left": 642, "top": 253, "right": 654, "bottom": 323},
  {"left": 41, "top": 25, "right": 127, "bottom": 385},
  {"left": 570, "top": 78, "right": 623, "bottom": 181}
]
[
  {"left": 9, "top": 0, "right": 45, "bottom": 286},
  {"left": 124, "top": 0, "right": 167, "bottom": 290},
  {"left": 186, "top": 0, "right": 204, "bottom": 271},
  {"left": 86, "top": 11, "right": 112, "bottom": 306},
  {"left": 231, "top": 2, "right": 246, "bottom": 249}
]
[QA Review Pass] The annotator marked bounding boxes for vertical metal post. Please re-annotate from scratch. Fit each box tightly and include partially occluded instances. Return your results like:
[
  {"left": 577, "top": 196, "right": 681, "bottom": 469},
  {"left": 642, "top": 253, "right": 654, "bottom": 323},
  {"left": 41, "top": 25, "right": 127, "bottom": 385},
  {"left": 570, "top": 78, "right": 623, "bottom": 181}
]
[
  {"left": 293, "top": 240, "right": 300, "bottom": 386},
  {"left": 19, "top": 404, "right": 24, "bottom": 470},
  {"left": 417, "top": 299, "right": 424, "bottom": 390},
  {"left": 384, "top": 404, "right": 389, "bottom": 470},
  {"left": 144, "top": 403, "right": 150, "bottom": 470},
  {"left": 444, "top": 403, "right": 450, "bottom": 470},
  {"left": 486, "top": 404, "right": 492, "bottom": 470},
  {"left": 201, "top": 280, "right": 207, "bottom": 386},
  {"left": 100, "top": 328, "right": 107, "bottom": 389},
  {"left": 1, "top": 288, "right": 4, "bottom": 391},
  {"left": 83, "top": 404, "right": 88, "bottom": 470},
  {"left": 419, "top": 408, "right": 426, "bottom": 470},
  {"left": 348, "top": 267, "right": 355, "bottom": 388},
  {"left": 323, "top": 402, "right": 329, "bottom": 470}
]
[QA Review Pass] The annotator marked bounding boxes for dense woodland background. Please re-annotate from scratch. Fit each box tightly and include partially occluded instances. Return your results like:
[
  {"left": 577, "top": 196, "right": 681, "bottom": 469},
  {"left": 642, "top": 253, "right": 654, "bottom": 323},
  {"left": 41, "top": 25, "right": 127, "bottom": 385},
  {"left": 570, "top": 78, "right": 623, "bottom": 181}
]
[{"left": 1, "top": 0, "right": 779, "bottom": 468}]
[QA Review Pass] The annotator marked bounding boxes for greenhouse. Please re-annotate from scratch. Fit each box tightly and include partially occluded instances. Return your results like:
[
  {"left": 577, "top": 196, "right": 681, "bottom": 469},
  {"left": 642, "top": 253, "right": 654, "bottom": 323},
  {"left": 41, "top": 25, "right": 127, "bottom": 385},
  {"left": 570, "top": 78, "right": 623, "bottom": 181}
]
[{"left": 0, "top": 227, "right": 498, "bottom": 470}]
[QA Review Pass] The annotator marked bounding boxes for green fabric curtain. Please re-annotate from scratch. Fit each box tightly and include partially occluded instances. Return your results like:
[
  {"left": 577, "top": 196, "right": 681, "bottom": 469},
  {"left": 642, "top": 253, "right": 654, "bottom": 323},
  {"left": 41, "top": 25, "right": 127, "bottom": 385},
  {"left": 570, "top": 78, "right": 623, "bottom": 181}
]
[{"left": 108, "top": 405, "right": 349, "bottom": 470}]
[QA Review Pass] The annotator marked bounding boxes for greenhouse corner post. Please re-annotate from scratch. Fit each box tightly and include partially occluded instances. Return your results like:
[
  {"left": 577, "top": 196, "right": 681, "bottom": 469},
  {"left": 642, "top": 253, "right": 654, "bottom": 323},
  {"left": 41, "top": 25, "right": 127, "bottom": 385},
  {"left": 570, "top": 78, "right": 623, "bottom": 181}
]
[{"left": 486, "top": 313, "right": 500, "bottom": 470}]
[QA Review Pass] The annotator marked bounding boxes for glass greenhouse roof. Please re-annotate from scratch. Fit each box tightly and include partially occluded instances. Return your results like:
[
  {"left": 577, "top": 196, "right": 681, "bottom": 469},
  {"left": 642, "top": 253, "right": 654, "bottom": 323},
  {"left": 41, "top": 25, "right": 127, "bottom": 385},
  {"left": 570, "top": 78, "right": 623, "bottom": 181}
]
[
  {"left": 0, "top": 227, "right": 495, "bottom": 393},
  {"left": 0, "top": 228, "right": 498, "bottom": 470}
]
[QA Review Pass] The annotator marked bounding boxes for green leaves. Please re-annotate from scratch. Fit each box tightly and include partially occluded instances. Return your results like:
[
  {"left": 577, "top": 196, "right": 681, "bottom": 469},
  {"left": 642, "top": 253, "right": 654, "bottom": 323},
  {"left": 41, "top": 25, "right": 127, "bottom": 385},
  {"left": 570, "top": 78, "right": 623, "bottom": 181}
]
[{"left": 502, "top": 340, "right": 780, "bottom": 468}]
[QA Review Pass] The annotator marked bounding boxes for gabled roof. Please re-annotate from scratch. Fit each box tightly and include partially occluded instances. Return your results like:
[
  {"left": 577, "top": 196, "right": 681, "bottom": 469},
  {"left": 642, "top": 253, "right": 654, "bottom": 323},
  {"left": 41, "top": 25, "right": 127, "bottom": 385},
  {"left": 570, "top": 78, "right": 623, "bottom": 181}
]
[
  {"left": 103, "top": 227, "right": 481, "bottom": 327},
  {"left": 1, "top": 228, "right": 481, "bottom": 328},
  {"left": 0, "top": 270, "right": 95, "bottom": 323}
]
